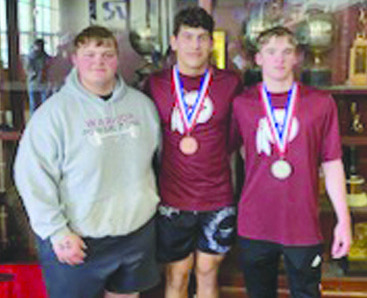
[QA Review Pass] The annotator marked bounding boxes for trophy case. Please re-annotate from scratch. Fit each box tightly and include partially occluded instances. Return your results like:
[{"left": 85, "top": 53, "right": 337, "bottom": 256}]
[
  {"left": 330, "top": 87, "right": 367, "bottom": 274},
  {"left": 212, "top": 0, "right": 367, "bottom": 279},
  {"left": 326, "top": 3, "right": 367, "bottom": 274}
]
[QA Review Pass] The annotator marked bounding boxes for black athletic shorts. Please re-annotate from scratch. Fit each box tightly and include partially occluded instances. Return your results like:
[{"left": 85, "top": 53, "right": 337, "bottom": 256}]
[
  {"left": 36, "top": 217, "right": 160, "bottom": 297},
  {"left": 156, "top": 205, "right": 236, "bottom": 263}
]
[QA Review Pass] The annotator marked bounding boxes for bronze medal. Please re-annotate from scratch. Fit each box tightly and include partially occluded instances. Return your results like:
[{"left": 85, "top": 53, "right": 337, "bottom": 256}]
[{"left": 179, "top": 136, "right": 198, "bottom": 155}]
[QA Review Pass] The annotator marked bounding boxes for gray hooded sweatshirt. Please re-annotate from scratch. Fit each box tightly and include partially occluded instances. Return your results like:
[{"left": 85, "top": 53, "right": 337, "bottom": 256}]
[{"left": 14, "top": 68, "right": 160, "bottom": 243}]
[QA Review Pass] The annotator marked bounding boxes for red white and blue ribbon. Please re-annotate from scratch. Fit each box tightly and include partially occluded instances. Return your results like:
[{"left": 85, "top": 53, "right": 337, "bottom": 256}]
[
  {"left": 173, "top": 65, "right": 211, "bottom": 133},
  {"left": 260, "top": 82, "right": 298, "bottom": 156}
]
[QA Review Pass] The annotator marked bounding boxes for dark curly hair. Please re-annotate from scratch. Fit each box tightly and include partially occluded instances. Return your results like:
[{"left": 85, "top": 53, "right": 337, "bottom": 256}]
[{"left": 173, "top": 6, "right": 214, "bottom": 37}]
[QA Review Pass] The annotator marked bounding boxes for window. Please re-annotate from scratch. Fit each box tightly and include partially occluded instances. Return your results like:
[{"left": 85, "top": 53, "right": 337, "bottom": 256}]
[
  {"left": 18, "top": 0, "right": 60, "bottom": 59},
  {"left": 0, "top": 0, "right": 7, "bottom": 67},
  {"left": 0, "top": 0, "right": 60, "bottom": 68}
]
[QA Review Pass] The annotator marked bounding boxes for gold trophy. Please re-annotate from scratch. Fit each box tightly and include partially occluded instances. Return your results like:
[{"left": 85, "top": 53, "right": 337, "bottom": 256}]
[
  {"left": 346, "top": 102, "right": 367, "bottom": 207},
  {"left": 349, "top": 222, "right": 367, "bottom": 260},
  {"left": 300, "top": 7, "right": 335, "bottom": 86},
  {"left": 348, "top": 8, "right": 367, "bottom": 86},
  {"left": 243, "top": 1, "right": 279, "bottom": 86}
]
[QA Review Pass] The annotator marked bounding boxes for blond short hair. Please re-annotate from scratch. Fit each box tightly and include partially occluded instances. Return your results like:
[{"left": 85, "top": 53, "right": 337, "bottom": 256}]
[{"left": 256, "top": 26, "right": 298, "bottom": 52}]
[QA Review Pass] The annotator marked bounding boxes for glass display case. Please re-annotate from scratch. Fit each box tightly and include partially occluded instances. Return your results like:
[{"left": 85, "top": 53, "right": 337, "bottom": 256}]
[{"left": 212, "top": 0, "right": 367, "bottom": 281}]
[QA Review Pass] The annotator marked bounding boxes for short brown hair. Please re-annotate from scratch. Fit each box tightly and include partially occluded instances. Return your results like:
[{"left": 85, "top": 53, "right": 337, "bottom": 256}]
[
  {"left": 256, "top": 26, "right": 298, "bottom": 52},
  {"left": 73, "top": 25, "right": 118, "bottom": 52}
]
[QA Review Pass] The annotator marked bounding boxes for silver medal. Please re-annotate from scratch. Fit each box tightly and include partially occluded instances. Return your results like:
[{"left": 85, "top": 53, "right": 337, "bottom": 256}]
[
  {"left": 260, "top": 83, "right": 298, "bottom": 181},
  {"left": 271, "top": 159, "right": 292, "bottom": 180}
]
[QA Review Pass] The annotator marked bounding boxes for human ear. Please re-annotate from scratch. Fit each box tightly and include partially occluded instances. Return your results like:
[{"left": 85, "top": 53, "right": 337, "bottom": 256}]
[
  {"left": 255, "top": 52, "right": 263, "bottom": 67},
  {"left": 170, "top": 35, "right": 178, "bottom": 51}
]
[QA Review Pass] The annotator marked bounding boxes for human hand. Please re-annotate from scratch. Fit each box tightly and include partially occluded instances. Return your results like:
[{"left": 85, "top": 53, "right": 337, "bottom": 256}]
[
  {"left": 52, "top": 233, "right": 87, "bottom": 265},
  {"left": 331, "top": 220, "right": 352, "bottom": 259}
]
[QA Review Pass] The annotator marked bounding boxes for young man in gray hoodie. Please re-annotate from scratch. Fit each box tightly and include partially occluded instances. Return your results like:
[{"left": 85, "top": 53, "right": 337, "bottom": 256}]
[{"left": 14, "top": 25, "right": 160, "bottom": 298}]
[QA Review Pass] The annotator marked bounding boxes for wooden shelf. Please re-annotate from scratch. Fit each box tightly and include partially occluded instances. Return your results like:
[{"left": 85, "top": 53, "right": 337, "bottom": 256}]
[
  {"left": 342, "top": 136, "right": 367, "bottom": 146},
  {"left": 326, "top": 86, "right": 367, "bottom": 95},
  {"left": 349, "top": 206, "right": 367, "bottom": 216},
  {"left": 320, "top": 195, "right": 367, "bottom": 215}
]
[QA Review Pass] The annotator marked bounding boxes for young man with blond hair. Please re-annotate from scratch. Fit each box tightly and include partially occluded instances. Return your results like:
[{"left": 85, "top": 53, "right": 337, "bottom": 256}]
[{"left": 233, "top": 26, "right": 351, "bottom": 297}]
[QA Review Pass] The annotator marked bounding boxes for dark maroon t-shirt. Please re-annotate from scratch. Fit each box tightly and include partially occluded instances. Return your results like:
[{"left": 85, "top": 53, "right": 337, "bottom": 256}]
[
  {"left": 233, "top": 83, "right": 342, "bottom": 245},
  {"left": 146, "top": 67, "right": 242, "bottom": 211}
]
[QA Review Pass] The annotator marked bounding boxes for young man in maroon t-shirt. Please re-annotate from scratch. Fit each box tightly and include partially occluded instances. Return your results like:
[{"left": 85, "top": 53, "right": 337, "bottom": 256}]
[
  {"left": 145, "top": 6, "right": 242, "bottom": 298},
  {"left": 233, "top": 26, "right": 352, "bottom": 297}
]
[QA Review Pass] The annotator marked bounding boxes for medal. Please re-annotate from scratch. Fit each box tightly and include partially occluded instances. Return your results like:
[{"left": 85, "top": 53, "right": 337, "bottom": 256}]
[
  {"left": 271, "top": 159, "right": 292, "bottom": 179},
  {"left": 260, "top": 83, "right": 298, "bottom": 180},
  {"left": 172, "top": 65, "right": 212, "bottom": 155},
  {"left": 179, "top": 135, "right": 199, "bottom": 155}
]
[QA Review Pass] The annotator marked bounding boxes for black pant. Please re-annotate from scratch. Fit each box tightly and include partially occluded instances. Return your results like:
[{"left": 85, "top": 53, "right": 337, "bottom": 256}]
[{"left": 239, "top": 237, "right": 323, "bottom": 298}]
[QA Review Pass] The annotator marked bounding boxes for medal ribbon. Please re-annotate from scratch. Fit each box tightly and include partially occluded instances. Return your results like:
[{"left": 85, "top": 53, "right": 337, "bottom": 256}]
[
  {"left": 173, "top": 65, "right": 212, "bottom": 133},
  {"left": 260, "top": 82, "right": 298, "bottom": 157}
]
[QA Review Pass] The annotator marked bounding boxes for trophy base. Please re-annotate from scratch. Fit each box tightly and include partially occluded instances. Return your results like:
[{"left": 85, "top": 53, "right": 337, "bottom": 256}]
[
  {"left": 301, "top": 69, "right": 331, "bottom": 87},
  {"left": 347, "top": 193, "right": 367, "bottom": 207}
]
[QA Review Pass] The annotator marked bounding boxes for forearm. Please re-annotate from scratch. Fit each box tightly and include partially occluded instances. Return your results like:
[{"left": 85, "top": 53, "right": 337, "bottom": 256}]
[
  {"left": 322, "top": 159, "right": 352, "bottom": 258},
  {"left": 322, "top": 159, "right": 350, "bottom": 225}
]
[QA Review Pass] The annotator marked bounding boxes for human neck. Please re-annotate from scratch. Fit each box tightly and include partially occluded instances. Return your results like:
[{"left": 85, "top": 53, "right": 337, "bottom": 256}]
[
  {"left": 176, "top": 62, "right": 208, "bottom": 77},
  {"left": 263, "top": 76, "right": 295, "bottom": 93},
  {"left": 81, "top": 80, "right": 116, "bottom": 97}
]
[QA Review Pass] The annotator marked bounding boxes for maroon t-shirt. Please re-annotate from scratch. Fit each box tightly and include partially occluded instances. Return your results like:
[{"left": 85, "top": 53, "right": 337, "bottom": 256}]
[
  {"left": 146, "top": 67, "right": 242, "bottom": 211},
  {"left": 233, "top": 83, "right": 342, "bottom": 245}
]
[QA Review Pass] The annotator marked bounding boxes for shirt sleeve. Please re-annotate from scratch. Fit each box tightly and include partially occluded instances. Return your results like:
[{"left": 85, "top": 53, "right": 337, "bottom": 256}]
[
  {"left": 14, "top": 108, "right": 71, "bottom": 242},
  {"left": 227, "top": 74, "right": 244, "bottom": 153},
  {"left": 228, "top": 102, "right": 241, "bottom": 153},
  {"left": 320, "top": 94, "right": 343, "bottom": 162}
]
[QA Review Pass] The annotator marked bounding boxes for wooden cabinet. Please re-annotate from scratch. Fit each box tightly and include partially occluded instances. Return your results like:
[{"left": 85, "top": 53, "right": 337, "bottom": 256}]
[
  {"left": 323, "top": 87, "right": 367, "bottom": 275},
  {"left": 327, "top": 87, "right": 367, "bottom": 179}
]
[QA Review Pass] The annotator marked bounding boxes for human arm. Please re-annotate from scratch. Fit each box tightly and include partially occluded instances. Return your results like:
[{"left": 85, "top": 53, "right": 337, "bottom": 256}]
[
  {"left": 152, "top": 104, "right": 162, "bottom": 189},
  {"left": 142, "top": 75, "right": 163, "bottom": 163},
  {"left": 24, "top": 55, "right": 36, "bottom": 80},
  {"left": 322, "top": 159, "right": 352, "bottom": 259},
  {"left": 228, "top": 74, "right": 244, "bottom": 153},
  {"left": 14, "top": 109, "right": 86, "bottom": 264},
  {"left": 228, "top": 107, "right": 242, "bottom": 154},
  {"left": 228, "top": 90, "right": 245, "bottom": 154}
]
